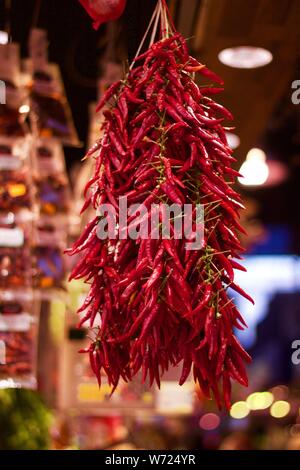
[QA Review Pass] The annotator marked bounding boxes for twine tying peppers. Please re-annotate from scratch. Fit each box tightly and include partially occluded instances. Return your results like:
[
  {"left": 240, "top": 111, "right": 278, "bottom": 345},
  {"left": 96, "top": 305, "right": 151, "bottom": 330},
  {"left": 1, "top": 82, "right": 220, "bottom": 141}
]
[{"left": 68, "top": 0, "right": 253, "bottom": 409}]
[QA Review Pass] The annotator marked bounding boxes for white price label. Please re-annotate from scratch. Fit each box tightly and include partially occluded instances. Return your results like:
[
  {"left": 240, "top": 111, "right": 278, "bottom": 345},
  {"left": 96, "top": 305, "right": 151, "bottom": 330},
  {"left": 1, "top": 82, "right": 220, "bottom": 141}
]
[
  {"left": 156, "top": 381, "right": 194, "bottom": 414},
  {"left": 0, "top": 156, "right": 22, "bottom": 171},
  {"left": 0, "top": 314, "right": 32, "bottom": 332},
  {"left": 0, "top": 340, "right": 6, "bottom": 364},
  {"left": 0, "top": 227, "right": 24, "bottom": 247}
]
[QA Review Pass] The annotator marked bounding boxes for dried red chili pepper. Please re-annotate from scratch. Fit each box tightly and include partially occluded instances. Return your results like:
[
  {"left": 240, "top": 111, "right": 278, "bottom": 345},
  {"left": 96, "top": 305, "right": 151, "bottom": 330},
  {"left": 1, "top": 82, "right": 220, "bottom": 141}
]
[{"left": 69, "top": 0, "right": 252, "bottom": 409}]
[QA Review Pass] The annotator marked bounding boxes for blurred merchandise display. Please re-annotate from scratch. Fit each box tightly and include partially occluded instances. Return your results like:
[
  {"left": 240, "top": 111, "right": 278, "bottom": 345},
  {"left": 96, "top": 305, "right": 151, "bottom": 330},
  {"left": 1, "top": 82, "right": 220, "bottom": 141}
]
[
  {"left": 0, "top": 43, "right": 29, "bottom": 138},
  {"left": 0, "top": 212, "right": 33, "bottom": 290},
  {"left": 35, "top": 174, "right": 70, "bottom": 216},
  {"left": 0, "top": 169, "right": 33, "bottom": 212},
  {"left": 32, "top": 138, "right": 68, "bottom": 175},
  {"left": 0, "top": 137, "right": 35, "bottom": 215},
  {"left": 32, "top": 246, "right": 66, "bottom": 290},
  {"left": 0, "top": 290, "right": 40, "bottom": 389},
  {"left": 27, "top": 29, "right": 80, "bottom": 147},
  {"left": 31, "top": 137, "right": 70, "bottom": 297},
  {"left": 0, "top": 328, "right": 37, "bottom": 387},
  {"left": 0, "top": 134, "right": 36, "bottom": 388},
  {"left": 0, "top": 33, "right": 73, "bottom": 390}
]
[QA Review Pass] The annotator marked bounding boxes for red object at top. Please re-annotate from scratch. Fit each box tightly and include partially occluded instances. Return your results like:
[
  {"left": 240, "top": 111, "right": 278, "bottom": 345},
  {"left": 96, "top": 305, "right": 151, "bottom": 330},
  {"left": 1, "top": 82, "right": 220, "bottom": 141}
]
[{"left": 79, "top": 0, "right": 126, "bottom": 29}]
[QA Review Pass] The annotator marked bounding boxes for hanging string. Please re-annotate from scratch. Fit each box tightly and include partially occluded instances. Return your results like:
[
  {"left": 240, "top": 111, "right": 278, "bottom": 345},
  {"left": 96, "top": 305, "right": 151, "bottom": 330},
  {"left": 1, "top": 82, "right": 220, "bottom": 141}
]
[
  {"left": 4, "top": 0, "right": 11, "bottom": 40},
  {"left": 129, "top": 1, "right": 160, "bottom": 69},
  {"left": 162, "top": 0, "right": 169, "bottom": 38},
  {"left": 161, "top": 0, "right": 176, "bottom": 33},
  {"left": 149, "top": 0, "right": 162, "bottom": 46},
  {"left": 31, "top": 0, "right": 42, "bottom": 28},
  {"left": 130, "top": 0, "right": 176, "bottom": 68}
]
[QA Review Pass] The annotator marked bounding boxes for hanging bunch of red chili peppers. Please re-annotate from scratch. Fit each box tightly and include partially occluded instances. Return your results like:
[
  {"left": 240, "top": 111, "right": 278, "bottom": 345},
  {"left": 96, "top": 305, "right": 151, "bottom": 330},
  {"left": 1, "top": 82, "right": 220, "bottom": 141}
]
[{"left": 69, "top": 0, "right": 253, "bottom": 409}]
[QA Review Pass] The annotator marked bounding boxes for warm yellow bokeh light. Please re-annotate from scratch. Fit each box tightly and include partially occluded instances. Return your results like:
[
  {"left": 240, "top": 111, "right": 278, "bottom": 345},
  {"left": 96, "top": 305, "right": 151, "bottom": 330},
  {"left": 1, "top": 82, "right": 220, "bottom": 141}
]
[
  {"left": 270, "top": 401, "right": 290, "bottom": 418},
  {"left": 247, "top": 392, "right": 274, "bottom": 410},
  {"left": 230, "top": 401, "right": 250, "bottom": 419},
  {"left": 238, "top": 148, "right": 269, "bottom": 186}
]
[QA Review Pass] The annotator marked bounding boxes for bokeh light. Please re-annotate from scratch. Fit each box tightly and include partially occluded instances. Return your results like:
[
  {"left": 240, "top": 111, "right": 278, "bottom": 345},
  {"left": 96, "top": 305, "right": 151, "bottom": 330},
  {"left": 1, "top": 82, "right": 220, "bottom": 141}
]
[
  {"left": 230, "top": 402, "right": 250, "bottom": 419},
  {"left": 238, "top": 148, "right": 269, "bottom": 186},
  {"left": 246, "top": 392, "right": 274, "bottom": 410},
  {"left": 225, "top": 132, "right": 240, "bottom": 149},
  {"left": 270, "top": 401, "right": 290, "bottom": 418},
  {"left": 199, "top": 413, "right": 220, "bottom": 431},
  {"left": 19, "top": 104, "right": 30, "bottom": 114},
  {"left": 218, "top": 46, "right": 273, "bottom": 69}
]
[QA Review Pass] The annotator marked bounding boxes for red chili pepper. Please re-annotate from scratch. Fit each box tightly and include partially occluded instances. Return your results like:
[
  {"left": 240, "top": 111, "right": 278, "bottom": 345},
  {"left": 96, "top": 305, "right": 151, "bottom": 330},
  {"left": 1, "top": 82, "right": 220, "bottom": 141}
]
[
  {"left": 96, "top": 80, "right": 122, "bottom": 112},
  {"left": 165, "top": 279, "right": 186, "bottom": 316},
  {"left": 229, "top": 258, "right": 247, "bottom": 272},
  {"left": 230, "top": 335, "right": 252, "bottom": 363},
  {"left": 216, "top": 331, "right": 227, "bottom": 376},
  {"left": 200, "top": 86, "right": 224, "bottom": 95},
  {"left": 215, "top": 252, "right": 235, "bottom": 282},
  {"left": 179, "top": 357, "right": 192, "bottom": 385},
  {"left": 199, "top": 66, "right": 224, "bottom": 85},
  {"left": 202, "top": 97, "right": 234, "bottom": 120},
  {"left": 144, "top": 261, "right": 164, "bottom": 291},
  {"left": 162, "top": 239, "right": 183, "bottom": 273},
  {"left": 166, "top": 264, "right": 192, "bottom": 309},
  {"left": 109, "top": 130, "right": 126, "bottom": 156},
  {"left": 226, "top": 355, "right": 248, "bottom": 386},
  {"left": 136, "top": 304, "right": 160, "bottom": 346},
  {"left": 69, "top": 9, "right": 251, "bottom": 409},
  {"left": 124, "top": 87, "right": 144, "bottom": 104},
  {"left": 89, "top": 348, "right": 98, "bottom": 375},
  {"left": 189, "top": 284, "right": 212, "bottom": 317},
  {"left": 131, "top": 106, "right": 155, "bottom": 125},
  {"left": 223, "top": 166, "right": 243, "bottom": 178},
  {"left": 204, "top": 306, "right": 215, "bottom": 337},
  {"left": 161, "top": 180, "right": 183, "bottom": 205},
  {"left": 225, "top": 278, "right": 254, "bottom": 305},
  {"left": 222, "top": 371, "right": 231, "bottom": 410}
]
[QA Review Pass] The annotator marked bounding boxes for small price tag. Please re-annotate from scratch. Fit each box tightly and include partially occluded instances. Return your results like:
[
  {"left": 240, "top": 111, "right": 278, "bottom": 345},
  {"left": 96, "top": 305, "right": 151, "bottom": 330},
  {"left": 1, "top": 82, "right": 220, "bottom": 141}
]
[
  {"left": 0, "top": 156, "right": 22, "bottom": 171},
  {"left": 77, "top": 382, "right": 111, "bottom": 403},
  {"left": 0, "top": 340, "right": 6, "bottom": 365},
  {"left": 0, "top": 227, "right": 24, "bottom": 247},
  {"left": 155, "top": 381, "right": 194, "bottom": 414},
  {"left": 0, "top": 314, "right": 32, "bottom": 332}
]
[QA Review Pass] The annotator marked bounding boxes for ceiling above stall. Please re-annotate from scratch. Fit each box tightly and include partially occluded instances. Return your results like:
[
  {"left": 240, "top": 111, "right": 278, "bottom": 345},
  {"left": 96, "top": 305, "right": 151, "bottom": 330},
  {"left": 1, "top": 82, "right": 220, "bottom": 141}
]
[
  {"left": 1, "top": 0, "right": 300, "bottom": 168},
  {"left": 172, "top": 0, "right": 300, "bottom": 162}
]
